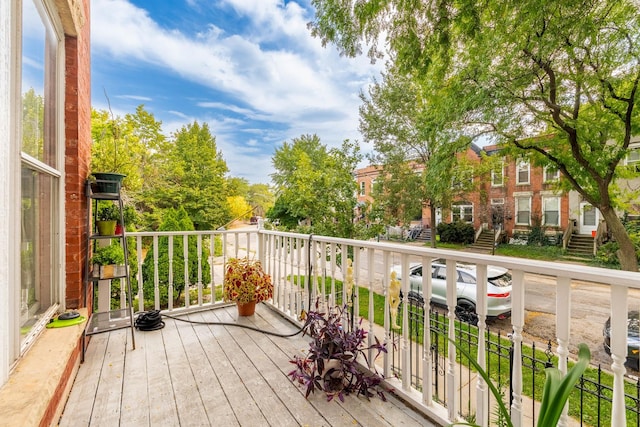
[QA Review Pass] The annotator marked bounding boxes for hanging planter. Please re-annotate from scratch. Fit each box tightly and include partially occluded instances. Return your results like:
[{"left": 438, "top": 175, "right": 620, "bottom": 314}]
[{"left": 91, "top": 172, "right": 126, "bottom": 194}]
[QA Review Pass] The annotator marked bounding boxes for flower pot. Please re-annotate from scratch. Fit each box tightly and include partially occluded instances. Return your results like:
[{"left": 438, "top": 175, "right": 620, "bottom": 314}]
[
  {"left": 96, "top": 220, "right": 117, "bottom": 236},
  {"left": 115, "top": 223, "right": 123, "bottom": 235},
  {"left": 91, "top": 173, "right": 126, "bottom": 194},
  {"left": 237, "top": 300, "right": 256, "bottom": 316}
]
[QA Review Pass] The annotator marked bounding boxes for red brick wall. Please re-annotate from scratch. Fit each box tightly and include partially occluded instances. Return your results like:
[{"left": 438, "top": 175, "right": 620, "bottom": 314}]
[{"left": 64, "top": 0, "right": 91, "bottom": 309}]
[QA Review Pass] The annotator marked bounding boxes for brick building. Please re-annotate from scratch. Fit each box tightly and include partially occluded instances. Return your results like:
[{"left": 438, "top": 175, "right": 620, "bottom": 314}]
[{"left": 354, "top": 144, "right": 573, "bottom": 240}]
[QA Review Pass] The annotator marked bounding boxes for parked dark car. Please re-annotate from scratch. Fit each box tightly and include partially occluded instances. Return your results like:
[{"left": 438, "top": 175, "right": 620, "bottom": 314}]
[{"left": 603, "top": 310, "right": 640, "bottom": 370}]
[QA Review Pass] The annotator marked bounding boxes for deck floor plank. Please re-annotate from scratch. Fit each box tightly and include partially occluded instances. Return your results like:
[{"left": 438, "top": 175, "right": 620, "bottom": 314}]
[
  {"left": 173, "top": 312, "right": 239, "bottom": 426},
  {"left": 58, "top": 333, "right": 109, "bottom": 427},
  {"left": 120, "top": 328, "right": 150, "bottom": 427},
  {"left": 60, "top": 304, "right": 436, "bottom": 427},
  {"left": 90, "top": 329, "right": 127, "bottom": 426}
]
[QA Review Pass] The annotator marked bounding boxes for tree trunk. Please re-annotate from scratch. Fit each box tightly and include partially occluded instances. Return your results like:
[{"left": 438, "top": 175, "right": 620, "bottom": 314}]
[
  {"left": 429, "top": 204, "right": 437, "bottom": 248},
  {"left": 599, "top": 206, "right": 638, "bottom": 272}
]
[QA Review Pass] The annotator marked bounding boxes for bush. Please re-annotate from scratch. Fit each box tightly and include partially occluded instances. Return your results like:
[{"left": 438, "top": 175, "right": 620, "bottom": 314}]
[{"left": 437, "top": 221, "right": 474, "bottom": 244}]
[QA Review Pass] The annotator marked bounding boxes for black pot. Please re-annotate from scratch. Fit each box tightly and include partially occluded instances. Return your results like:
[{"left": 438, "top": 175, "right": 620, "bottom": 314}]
[{"left": 91, "top": 173, "right": 126, "bottom": 194}]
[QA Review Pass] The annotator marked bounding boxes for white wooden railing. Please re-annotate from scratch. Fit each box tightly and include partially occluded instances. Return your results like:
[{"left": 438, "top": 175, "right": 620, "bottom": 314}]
[{"left": 119, "top": 227, "right": 640, "bottom": 426}]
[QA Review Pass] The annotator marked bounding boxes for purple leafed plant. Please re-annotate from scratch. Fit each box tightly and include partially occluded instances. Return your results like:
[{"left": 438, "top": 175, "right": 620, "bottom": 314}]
[{"left": 288, "top": 301, "right": 387, "bottom": 402}]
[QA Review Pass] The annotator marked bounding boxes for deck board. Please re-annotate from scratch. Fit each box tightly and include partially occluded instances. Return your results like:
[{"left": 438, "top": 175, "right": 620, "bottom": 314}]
[{"left": 60, "top": 304, "right": 436, "bottom": 426}]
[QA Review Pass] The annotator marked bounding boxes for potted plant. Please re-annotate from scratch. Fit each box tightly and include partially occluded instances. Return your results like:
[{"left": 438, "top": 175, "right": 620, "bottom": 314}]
[
  {"left": 90, "top": 172, "right": 126, "bottom": 194},
  {"left": 223, "top": 257, "right": 273, "bottom": 316},
  {"left": 92, "top": 243, "right": 126, "bottom": 279},
  {"left": 288, "top": 302, "right": 387, "bottom": 402},
  {"left": 95, "top": 202, "right": 120, "bottom": 235}
]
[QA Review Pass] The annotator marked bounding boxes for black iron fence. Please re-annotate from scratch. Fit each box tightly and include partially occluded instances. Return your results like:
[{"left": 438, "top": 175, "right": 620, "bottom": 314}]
[{"left": 389, "top": 300, "right": 640, "bottom": 426}]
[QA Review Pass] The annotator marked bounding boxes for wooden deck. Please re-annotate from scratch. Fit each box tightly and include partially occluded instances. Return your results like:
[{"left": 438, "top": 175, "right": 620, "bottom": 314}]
[{"left": 59, "top": 304, "right": 436, "bottom": 426}]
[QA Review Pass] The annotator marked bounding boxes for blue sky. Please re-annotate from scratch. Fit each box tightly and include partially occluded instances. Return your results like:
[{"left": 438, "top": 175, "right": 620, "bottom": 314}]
[{"left": 90, "top": 0, "right": 383, "bottom": 184}]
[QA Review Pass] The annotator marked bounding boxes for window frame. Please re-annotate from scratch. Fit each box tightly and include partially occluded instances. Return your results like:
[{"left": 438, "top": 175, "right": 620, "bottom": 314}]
[
  {"left": 542, "top": 196, "right": 561, "bottom": 226},
  {"left": 16, "top": 0, "right": 65, "bottom": 357},
  {"left": 543, "top": 166, "right": 560, "bottom": 183},
  {"left": 515, "top": 196, "right": 531, "bottom": 225},
  {"left": 491, "top": 161, "right": 504, "bottom": 187},
  {"left": 451, "top": 202, "right": 474, "bottom": 223},
  {"left": 516, "top": 160, "right": 530, "bottom": 185}
]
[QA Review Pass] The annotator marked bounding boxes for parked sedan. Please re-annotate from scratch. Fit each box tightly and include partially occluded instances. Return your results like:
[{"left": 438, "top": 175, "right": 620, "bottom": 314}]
[
  {"left": 603, "top": 310, "right": 640, "bottom": 370},
  {"left": 391, "top": 260, "right": 512, "bottom": 324}
]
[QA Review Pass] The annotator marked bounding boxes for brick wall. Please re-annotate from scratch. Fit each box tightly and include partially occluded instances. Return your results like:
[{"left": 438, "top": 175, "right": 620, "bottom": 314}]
[{"left": 64, "top": 0, "right": 91, "bottom": 309}]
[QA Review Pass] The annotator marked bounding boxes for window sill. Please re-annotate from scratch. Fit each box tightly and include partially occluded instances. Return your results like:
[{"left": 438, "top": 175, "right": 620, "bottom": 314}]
[{"left": 0, "top": 308, "right": 87, "bottom": 426}]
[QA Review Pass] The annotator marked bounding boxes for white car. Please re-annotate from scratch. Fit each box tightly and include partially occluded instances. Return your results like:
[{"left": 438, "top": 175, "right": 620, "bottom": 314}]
[{"left": 391, "top": 260, "right": 512, "bottom": 323}]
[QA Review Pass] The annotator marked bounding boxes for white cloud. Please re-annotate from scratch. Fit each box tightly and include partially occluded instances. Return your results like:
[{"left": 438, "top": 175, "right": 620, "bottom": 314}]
[{"left": 91, "top": 0, "right": 383, "bottom": 182}]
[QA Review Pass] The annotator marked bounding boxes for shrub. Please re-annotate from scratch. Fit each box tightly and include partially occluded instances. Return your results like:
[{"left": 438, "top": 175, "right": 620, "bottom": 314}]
[{"left": 437, "top": 221, "right": 474, "bottom": 244}]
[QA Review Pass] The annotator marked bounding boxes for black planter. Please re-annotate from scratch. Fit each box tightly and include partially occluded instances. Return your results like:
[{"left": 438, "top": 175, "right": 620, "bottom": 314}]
[{"left": 91, "top": 173, "right": 126, "bottom": 194}]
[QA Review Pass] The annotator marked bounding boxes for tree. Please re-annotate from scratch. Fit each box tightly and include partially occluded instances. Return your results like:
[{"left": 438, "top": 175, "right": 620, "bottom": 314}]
[
  {"left": 91, "top": 105, "right": 166, "bottom": 194},
  {"left": 309, "top": 0, "right": 640, "bottom": 270},
  {"left": 152, "top": 121, "right": 231, "bottom": 230},
  {"left": 141, "top": 207, "right": 211, "bottom": 307},
  {"left": 271, "top": 134, "right": 361, "bottom": 237},
  {"left": 359, "top": 68, "right": 484, "bottom": 246}
]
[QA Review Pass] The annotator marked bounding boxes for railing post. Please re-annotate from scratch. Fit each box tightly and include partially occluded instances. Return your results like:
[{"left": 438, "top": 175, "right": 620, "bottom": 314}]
[
  {"left": 446, "top": 260, "right": 459, "bottom": 421},
  {"left": 422, "top": 255, "right": 433, "bottom": 407},
  {"left": 401, "top": 254, "right": 411, "bottom": 392},
  {"left": 510, "top": 269, "right": 525, "bottom": 427},
  {"left": 556, "top": 276, "right": 571, "bottom": 427},
  {"left": 475, "top": 263, "right": 489, "bottom": 427},
  {"left": 610, "top": 284, "right": 628, "bottom": 426}
]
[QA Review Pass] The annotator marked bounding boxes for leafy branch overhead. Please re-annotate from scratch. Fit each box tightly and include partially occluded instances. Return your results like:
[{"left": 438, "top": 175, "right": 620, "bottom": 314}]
[{"left": 310, "top": 0, "right": 640, "bottom": 270}]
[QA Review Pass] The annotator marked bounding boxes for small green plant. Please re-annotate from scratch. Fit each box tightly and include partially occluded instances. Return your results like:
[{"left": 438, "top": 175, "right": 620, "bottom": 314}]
[
  {"left": 96, "top": 202, "right": 120, "bottom": 221},
  {"left": 449, "top": 342, "right": 591, "bottom": 427},
  {"left": 92, "top": 244, "right": 125, "bottom": 266}
]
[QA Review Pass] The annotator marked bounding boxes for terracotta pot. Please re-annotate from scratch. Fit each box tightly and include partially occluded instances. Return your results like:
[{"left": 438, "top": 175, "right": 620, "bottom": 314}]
[{"left": 237, "top": 300, "right": 256, "bottom": 316}]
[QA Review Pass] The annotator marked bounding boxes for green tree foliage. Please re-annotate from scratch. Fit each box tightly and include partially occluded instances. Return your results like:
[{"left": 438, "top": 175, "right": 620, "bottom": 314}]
[
  {"left": 247, "top": 183, "right": 274, "bottom": 217},
  {"left": 309, "top": 0, "right": 640, "bottom": 270},
  {"left": 91, "top": 105, "right": 167, "bottom": 194},
  {"left": 359, "top": 68, "right": 486, "bottom": 245},
  {"left": 271, "top": 134, "right": 361, "bottom": 237},
  {"left": 141, "top": 207, "right": 211, "bottom": 308},
  {"left": 152, "top": 121, "right": 231, "bottom": 230},
  {"left": 22, "top": 88, "right": 44, "bottom": 159}
]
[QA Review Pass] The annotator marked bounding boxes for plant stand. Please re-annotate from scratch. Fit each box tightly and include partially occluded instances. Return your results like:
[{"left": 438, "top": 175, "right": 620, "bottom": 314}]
[{"left": 82, "top": 178, "right": 135, "bottom": 362}]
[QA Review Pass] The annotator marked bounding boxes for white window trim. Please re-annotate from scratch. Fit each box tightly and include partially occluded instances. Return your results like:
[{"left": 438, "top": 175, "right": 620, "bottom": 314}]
[
  {"left": 542, "top": 196, "right": 561, "bottom": 226},
  {"left": 451, "top": 203, "right": 474, "bottom": 223},
  {"left": 543, "top": 166, "right": 560, "bottom": 183},
  {"left": 516, "top": 160, "right": 530, "bottom": 185},
  {"left": 515, "top": 196, "right": 531, "bottom": 225},
  {"left": 491, "top": 161, "right": 504, "bottom": 187}
]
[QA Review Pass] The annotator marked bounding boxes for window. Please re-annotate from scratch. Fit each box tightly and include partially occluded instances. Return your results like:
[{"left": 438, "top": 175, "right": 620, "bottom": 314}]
[
  {"left": 491, "top": 162, "right": 504, "bottom": 186},
  {"left": 516, "top": 197, "right": 531, "bottom": 225},
  {"left": 19, "top": 0, "right": 62, "bottom": 351},
  {"left": 359, "top": 181, "right": 365, "bottom": 196},
  {"left": 542, "top": 197, "right": 560, "bottom": 226},
  {"left": 452, "top": 203, "right": 473, "bottom": 223},
  {"left": 516, "top": 160, "right": 530, "bottom": 185},
  {"left": 544, "top": 166, "right": 560, "bottom": 182},
  {"left": 626, "top": 148, "right": 640, "bottom": 172}
]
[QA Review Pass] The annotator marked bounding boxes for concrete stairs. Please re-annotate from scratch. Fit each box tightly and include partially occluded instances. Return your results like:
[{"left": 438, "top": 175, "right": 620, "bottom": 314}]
[
  {"left": 566, "top": 234, "right": 595, "bottom": 257},
  {"left": 415, "top": 228, "right": 432, "bottom": 243},
  {"left": 467, "top": 229, "right": 495, "bottom": 254}
]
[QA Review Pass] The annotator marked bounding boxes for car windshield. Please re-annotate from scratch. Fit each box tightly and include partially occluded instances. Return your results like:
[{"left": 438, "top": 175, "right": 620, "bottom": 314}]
[{"left": 489, "top": 272, "right": 512, "bottom": 287}]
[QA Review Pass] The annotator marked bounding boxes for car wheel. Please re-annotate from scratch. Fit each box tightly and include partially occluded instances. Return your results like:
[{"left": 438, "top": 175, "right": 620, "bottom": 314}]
[{"left": 455, "top": 300, "right": 478, "bottom": 325}]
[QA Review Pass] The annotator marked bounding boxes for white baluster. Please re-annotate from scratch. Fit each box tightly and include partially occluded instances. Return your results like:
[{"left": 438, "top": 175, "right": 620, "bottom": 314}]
[
  {"left": 556, "top": 276, "right": 571, "bottom": 427},
  {"left": 136, "top": 235, "right": 144, "bottom": 312},
  {"left": 475, "top": 263, "right": 488, "bottom": 426},
  {"left": 183, "top": 234, "right": 189, "bottom": 309},
  {"left": 510, "top": 269, "right": 525, "bottom": 427},
  {"left": 153, "top": 235, "right": 160, "bottom": 310},
  {"left": 422, "top": 255, "right": 433, "bottom": 407},
  {"left": 445, "top": 260, "right": 458, "bottom": 421},
  {"left": 402, "top": 254, "right": 411, "bottom": 392},
  {"left": 610, "top": 284, "right": 628, "bottom": 426}
]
